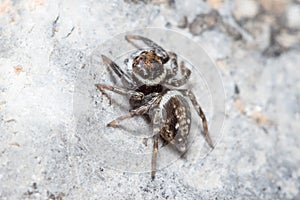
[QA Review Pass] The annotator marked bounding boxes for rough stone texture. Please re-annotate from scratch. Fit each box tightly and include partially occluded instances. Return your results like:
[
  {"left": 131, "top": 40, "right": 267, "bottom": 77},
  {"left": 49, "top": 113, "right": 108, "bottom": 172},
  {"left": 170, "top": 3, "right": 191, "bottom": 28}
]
[
  {"left": 0, "top": 0, "right": 300, "bottom": 199},
  {"left": 233, "top": 0, "right": 259, "bottom": 20}
]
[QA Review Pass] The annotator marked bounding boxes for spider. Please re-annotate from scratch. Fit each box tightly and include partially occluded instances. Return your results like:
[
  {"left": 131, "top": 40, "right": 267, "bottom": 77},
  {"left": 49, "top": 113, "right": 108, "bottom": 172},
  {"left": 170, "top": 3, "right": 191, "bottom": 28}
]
[{"left": 95, "top": 35, "right": 214, "bottom": 179}]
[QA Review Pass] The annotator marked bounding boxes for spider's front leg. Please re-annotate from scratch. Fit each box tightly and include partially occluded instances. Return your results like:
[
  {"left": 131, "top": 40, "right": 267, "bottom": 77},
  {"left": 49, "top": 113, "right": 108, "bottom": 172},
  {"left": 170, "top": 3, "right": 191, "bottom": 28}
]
[
  {"left": 180, "top": 90, "right": 214, "bottom": 149},
  {"left": 125, "top": 35, "right": 169, "bottom": 63},
  {"left": 165, "top": 53, "right": 191, "bottom": 87},
  {"left": 101, "top": 55, "right": 135, "bottom": 89}
]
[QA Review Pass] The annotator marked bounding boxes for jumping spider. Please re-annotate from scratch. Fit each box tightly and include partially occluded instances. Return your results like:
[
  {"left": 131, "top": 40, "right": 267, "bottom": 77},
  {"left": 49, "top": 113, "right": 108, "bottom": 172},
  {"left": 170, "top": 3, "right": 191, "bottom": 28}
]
[{"left": 96, "top": 35, "right": 214, "bottom": 179}]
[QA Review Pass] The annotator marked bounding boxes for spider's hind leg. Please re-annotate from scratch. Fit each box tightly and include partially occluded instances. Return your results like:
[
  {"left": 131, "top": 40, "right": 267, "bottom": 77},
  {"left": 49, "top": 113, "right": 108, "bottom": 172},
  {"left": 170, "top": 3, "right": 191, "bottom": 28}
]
[
  {"left": 151, "top": 133, "right": 159, "bottom": 180},
  {"left": 180, "top": 89, "right": 214, "bottom": 149},
  {"left": 151, "top": 108, "right": 161, "bottom": 180}
]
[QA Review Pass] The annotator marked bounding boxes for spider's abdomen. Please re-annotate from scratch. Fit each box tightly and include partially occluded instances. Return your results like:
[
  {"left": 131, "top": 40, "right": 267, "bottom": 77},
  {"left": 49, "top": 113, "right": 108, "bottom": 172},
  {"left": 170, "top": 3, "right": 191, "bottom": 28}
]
[{"left": 159, "top": 91, "right": 191, "bottom": 152}]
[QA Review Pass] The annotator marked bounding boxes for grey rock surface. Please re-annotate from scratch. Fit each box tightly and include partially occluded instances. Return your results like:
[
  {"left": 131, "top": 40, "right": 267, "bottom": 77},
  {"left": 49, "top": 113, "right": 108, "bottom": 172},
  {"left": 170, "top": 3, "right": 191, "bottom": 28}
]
[{"left": 0, "top": 0, "right": 300, "bottom": 199}]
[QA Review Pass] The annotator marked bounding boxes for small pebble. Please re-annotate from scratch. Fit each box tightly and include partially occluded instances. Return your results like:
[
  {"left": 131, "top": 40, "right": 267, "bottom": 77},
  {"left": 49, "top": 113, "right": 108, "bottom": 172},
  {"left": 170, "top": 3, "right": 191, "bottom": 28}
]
[
  {"left": 286, "top": 5, "right": 300, "bottom": 29},
  {"left": 189, "top": 11, "right": 219, "bottom": 35},
  {"left": 233, "top": 0, "right": 259, "bottom": 20},
  {"left": 207, "top": 0, "right": 223, "bottom": 10},
  {"left": 177, "top": 16, "right": 188, "bottom": 29}
]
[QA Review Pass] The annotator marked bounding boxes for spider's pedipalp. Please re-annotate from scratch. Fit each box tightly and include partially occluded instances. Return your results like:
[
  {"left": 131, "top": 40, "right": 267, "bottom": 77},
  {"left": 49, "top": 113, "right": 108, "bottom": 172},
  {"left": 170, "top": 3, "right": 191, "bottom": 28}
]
[{"left": 166, "top": 60, "right": 191, "bottom": 87}]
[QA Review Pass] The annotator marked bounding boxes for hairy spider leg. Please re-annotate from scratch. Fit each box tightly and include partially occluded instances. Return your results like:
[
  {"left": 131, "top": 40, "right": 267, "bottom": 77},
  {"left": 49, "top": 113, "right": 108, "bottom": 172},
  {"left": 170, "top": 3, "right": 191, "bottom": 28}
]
[
  {"left": 101, "top": 55, "right": 135, "bottom": 88},
  {"left": 152, "top": 134, "right": 159, "bottom": 180},
  {"left": 107, "top": 104, "right": 149, "bottom": 128},
  {"left": 95, "top": 83, "right": 144, "bottom": 102},
  {"left": 151, "top": 108, "right": 161, "bottom": 180},
  {"left": 125, "top": 35, "right": 169, "bottom": 63},
  {"left": 106, "top": 95, "right": 162, "bottom": 128},
  {"left": 180, "top": 90, "right": 214, "bottom": 149},
  {"left": 96, "top": 85, "right": 111, "bottom": 105}
]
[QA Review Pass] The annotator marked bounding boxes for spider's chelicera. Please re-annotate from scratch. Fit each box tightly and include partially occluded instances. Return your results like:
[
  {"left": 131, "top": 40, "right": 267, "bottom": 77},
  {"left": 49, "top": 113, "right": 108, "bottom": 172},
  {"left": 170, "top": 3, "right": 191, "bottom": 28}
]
[{"left": 96, "top": 35, "right": 214, "bottom": 179}]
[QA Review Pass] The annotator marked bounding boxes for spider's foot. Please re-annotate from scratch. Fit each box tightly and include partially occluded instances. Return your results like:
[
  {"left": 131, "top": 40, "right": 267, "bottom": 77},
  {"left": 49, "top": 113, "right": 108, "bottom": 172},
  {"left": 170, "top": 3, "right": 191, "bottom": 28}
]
[
  {"left": 206, "top": 137, "right": 214, "bottom": 149},
  {"left": 151, "top": 171, "right": 156, "bottom": 180},
  {"left": 142, "top": 138, "right": 148, "bottom": 146},
  {"left": 95, "top": 84, "right": 112, "bottom": 105},
  {"left": 107, "top": 122, "right": 119, "bottom": 128}
]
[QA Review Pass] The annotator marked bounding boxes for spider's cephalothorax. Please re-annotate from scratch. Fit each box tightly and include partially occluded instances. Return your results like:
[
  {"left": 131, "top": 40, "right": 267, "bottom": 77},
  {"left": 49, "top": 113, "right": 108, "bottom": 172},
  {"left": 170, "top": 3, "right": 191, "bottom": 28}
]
[
  {"left": 96, "top": 35, "right": 214, "bottom": 179},
  {"left": 131, "top": 50, "right": 168, "bottom": 86}
]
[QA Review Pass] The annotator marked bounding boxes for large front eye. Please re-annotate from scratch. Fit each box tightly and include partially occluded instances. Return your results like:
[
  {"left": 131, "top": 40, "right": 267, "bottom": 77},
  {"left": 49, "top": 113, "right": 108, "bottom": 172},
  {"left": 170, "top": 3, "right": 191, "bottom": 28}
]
[
  {"left": 132, "top": 58, "right": 149, "bottom": 76},
  {"left": 133, "top": 60, "right": 164, "bottom": 80}
]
